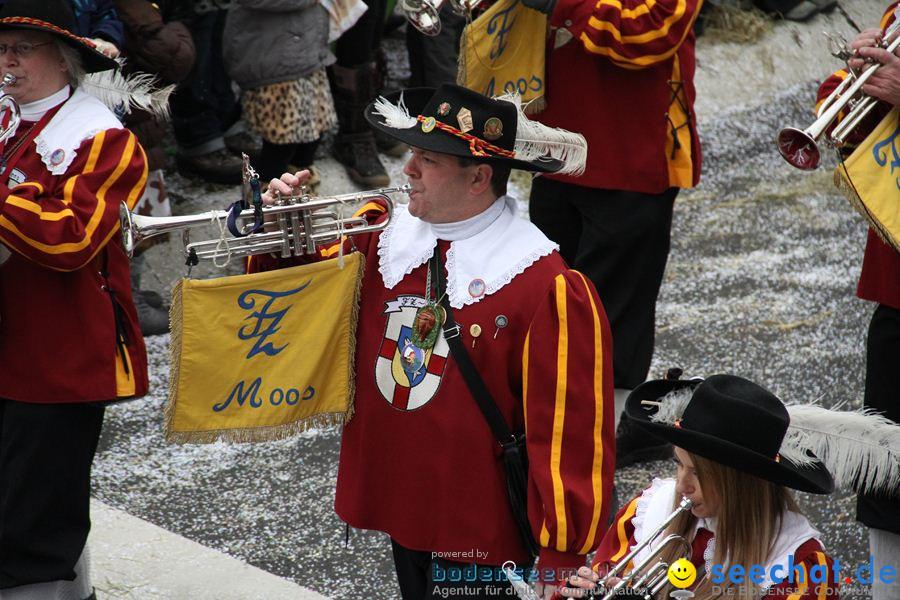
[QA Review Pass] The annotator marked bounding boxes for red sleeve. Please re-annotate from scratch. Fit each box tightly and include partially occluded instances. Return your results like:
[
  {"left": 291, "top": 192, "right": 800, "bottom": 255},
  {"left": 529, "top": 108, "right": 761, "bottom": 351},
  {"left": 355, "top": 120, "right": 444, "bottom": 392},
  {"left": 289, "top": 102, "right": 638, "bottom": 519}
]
[
  {"left": 0, "top": 128, "right": 147, "bottom": 271},
  {"left": 246, "top": 198, "right": 390, "bottom": 273},
  {"left": 522, "top": 269, "right": 616, "bottom": 578},
  {"left": 766, "top": 540, "right": 839, "bottom": 600},
  {"left": 551, "top": 0, "right": 702, "bottom": 68},
  {"left": 590, "top": 494, "right": 641, "bottom": 575}
]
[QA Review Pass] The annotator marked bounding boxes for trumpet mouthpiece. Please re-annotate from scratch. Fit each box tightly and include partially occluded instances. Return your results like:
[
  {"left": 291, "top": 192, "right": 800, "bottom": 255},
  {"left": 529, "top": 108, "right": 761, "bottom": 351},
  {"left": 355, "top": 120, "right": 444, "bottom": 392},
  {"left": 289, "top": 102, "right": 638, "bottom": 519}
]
[{"left": 776, "top": 127, "right": 821, "bottom": 170}]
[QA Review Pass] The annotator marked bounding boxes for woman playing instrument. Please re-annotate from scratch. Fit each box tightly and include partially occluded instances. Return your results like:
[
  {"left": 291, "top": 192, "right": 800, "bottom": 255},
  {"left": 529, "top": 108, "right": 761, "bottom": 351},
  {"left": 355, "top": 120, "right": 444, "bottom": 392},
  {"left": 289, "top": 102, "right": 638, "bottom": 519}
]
[{"left": 558, "top": 374, "right": 840, "bottom": 600}]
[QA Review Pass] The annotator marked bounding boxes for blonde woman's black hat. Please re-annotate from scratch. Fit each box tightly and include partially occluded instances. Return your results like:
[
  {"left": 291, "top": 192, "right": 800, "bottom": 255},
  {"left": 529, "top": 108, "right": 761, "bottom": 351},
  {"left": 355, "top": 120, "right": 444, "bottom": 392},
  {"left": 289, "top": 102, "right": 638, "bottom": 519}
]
[{"left": 625, "top": 374, "right": 835, "bottom": 494}]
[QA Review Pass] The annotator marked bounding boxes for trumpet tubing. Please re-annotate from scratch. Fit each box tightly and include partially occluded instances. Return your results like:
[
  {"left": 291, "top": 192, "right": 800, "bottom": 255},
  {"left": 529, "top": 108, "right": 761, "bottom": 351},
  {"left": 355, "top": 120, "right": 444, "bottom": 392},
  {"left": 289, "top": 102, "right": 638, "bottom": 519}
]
[
  {"left": 0, "top": 73, "right": 21, "bottom": 145},
  {"left": 120, "top": 185, "right": 410, "bottom": 262},
  {"left": 777, "top": 20, "right": 900, "bottom": 170},
  {"left": 600, "top": 497, "right": 694, "bottom": 600}
]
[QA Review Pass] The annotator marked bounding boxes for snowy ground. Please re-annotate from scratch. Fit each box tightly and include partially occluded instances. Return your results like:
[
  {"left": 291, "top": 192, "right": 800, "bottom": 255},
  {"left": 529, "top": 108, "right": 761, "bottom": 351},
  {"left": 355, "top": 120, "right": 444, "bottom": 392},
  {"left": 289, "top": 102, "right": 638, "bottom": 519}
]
[{"left": 92, "top": 4, "right": 889, "bottom": 598}]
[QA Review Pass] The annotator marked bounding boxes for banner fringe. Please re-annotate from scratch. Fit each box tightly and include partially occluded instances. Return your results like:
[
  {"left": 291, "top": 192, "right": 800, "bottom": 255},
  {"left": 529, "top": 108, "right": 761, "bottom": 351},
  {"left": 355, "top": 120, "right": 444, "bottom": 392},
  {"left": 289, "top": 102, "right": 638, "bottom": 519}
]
[
  {"left": 834, "top": 164, "right": 900, "bottom": 252},
  {"left": 164, "top": 412, "right": 348, "bottom": 444},
  {"left": 163, "top": 279, "right": 185, "bottom": 441}
]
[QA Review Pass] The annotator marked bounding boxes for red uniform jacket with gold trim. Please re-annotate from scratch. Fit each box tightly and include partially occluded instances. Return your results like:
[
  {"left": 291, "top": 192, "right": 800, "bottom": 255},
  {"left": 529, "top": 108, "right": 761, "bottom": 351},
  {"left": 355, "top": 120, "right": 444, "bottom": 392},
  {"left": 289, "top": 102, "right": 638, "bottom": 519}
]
[
  {"left": 0, "top": 93, "right": 148, "bottom": 403},
  {"left": 591, "top": 482, "right": 839, "bottom": 600},
  {"left": 249, "top": 200, "right": 615, "bottom": 576},
  {"left": 535, "top": 0, "right": 703, "bottom": 193},
  {"left": 817, "top": 4, "right": 900, "bottom": 312}
]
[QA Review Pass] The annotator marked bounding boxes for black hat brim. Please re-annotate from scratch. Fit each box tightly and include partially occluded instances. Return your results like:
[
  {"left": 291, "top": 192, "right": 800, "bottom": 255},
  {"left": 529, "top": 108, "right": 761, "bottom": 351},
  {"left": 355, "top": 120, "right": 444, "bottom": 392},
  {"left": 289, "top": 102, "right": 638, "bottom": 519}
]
[
  {"left": 625, "top": 380, "right": 834, "bottom": 494},
  {"left": 0, "top": 20, "right": 118, "bottom": 74},
  {"left": 364, "top": 88, "right": 564, "bottom": 173}
]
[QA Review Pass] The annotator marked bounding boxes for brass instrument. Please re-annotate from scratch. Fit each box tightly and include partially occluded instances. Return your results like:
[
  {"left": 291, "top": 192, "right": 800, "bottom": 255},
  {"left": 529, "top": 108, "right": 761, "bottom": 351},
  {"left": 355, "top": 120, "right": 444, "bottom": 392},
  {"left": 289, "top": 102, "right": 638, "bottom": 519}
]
[
  {"left": 598, "top": 496, "right": 694, "bottom": 600},
  {"left": 777, "top": 18, "right": 900, "bottom": 170},
  {"left": 120, "top": 184, "right": 410, "bottom": 264},
  {"left": 0, "top": 73, "right": 21, "bottom": 145},
  {"left": 399, "top": 0, "right": 484, "bottom": 36},
  {"left": 504, "top": 497, "right": 694, "bottom": 600}
]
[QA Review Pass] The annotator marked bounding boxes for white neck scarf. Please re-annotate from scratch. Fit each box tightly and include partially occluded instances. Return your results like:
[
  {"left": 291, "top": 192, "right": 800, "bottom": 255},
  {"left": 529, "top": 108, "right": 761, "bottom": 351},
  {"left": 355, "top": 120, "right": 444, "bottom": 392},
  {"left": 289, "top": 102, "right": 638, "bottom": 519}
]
[
  {"left": 19, "top": 85, "right": 70, "bottom": 122},
  {"left": 378, "top": 195, "right": 558, "bottom": 308}
]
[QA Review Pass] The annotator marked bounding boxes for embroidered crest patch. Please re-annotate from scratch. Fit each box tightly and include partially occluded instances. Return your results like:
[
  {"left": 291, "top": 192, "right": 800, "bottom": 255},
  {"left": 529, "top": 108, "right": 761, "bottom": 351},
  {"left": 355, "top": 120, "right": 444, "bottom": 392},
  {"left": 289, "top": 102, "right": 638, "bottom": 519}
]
[{"left": 374, "top": 294, "right": 449, "bottom": 411}]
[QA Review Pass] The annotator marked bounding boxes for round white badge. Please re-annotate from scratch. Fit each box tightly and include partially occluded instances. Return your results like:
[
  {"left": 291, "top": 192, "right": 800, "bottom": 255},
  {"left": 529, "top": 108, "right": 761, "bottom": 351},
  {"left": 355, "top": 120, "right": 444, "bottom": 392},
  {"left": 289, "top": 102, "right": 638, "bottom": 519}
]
[{"left": 467, "top": 278, "right": 486, "bottom": 298}]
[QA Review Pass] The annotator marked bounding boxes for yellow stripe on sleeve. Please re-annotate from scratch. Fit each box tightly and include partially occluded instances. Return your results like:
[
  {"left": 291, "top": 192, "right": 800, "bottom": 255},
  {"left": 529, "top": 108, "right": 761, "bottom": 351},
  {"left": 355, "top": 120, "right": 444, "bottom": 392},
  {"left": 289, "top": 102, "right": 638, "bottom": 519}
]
[
  {"left": 5, "top": 195, "right": 74, "bottom": 221},
  {"left": 610, "top": 498, "right": 639, "bottom": 562},
  {"left": 787, "top": 563, "right": 809, "bottom": 600},
  {"left": 575, "top": 271, "right": 607, "bottom": 554},
  {"left": 587, "top": 0, "right": 686, "bottom": 45},
  {"left": 550, "top": 274, "right": 569, "bottom": 551}
]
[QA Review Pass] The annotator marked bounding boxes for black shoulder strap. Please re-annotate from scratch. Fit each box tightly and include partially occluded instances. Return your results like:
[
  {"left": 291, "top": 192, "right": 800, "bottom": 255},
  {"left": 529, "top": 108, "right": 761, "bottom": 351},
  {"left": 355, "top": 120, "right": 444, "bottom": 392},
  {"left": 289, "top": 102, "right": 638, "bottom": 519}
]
[{"left": 434, "top": 250, "right": 516, "bottom": 447}]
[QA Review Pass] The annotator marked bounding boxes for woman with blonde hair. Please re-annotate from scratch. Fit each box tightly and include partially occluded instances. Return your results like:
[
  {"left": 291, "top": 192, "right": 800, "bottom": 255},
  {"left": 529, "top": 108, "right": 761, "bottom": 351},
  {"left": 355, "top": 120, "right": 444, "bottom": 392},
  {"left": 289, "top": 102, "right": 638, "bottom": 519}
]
[{"left": 557, "top": 374, "right": 898, "bottom": 600}]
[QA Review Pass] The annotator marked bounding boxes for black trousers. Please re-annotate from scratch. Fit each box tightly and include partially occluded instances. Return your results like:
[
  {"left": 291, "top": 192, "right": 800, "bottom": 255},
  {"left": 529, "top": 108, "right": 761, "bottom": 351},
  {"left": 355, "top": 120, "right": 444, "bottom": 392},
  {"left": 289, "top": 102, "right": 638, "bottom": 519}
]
[
  {"left": 529, "top": 178, "right": 677, "bottom": 389},
  {"left": 0, "top": 400, "right": 105, "bottom": 589},
  {"left": 391, "top": 540, "right": 522, "bottom": 599},
  {"left": 857, "top": 304, "right": 900, "bottom": 535}
]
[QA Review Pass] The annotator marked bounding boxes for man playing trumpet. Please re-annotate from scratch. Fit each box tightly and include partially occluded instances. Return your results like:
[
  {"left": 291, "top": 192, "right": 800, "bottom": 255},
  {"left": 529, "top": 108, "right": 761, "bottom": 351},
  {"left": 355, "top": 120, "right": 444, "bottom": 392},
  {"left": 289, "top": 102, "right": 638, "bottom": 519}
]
[
  {"left": 255, "top": 83, "right": 616, "bottom": 599},
  {"left": 0, "top": 0, "right": 149, "bottom": 599},
  {"left": 818, "top": 5, "right": 900, "bottom": 600}
]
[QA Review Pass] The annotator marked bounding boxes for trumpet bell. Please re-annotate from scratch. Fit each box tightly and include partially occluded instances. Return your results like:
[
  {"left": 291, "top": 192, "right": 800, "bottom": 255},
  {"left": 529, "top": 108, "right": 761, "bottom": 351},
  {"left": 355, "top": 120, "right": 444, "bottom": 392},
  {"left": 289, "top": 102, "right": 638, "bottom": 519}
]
[{"left": 776, "top": 127, "right": 821, "bottom": 171}]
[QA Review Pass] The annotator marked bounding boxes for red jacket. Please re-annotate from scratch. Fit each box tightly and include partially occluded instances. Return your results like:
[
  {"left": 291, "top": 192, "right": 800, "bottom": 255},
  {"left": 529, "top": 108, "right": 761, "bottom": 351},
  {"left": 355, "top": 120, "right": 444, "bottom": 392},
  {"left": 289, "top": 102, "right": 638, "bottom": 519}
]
[
  {"left": 535, "top": 0, "right": 702, "bottom": 193},
  {"left": 250, "top": 200, "right": 616, "bottom": 577},
  {"left": 0, "top": 91, "right": 148, "bottom": 403}
]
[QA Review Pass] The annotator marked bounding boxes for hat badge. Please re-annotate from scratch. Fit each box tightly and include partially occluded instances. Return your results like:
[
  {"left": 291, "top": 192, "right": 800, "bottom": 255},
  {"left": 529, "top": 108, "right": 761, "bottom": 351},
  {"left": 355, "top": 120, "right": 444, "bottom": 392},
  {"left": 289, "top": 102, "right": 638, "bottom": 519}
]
[
  {"left": 437, "top": 102, "right": 451, "bottom": 116},
  {"left": 421, "top": 116, "right": 436, "bottom": 133},
  {"left": 456, "top": 107, "right": 474, "bottom": 134},
  {"left": 483, "top": 117, "right": 503, "bottom": 141}
]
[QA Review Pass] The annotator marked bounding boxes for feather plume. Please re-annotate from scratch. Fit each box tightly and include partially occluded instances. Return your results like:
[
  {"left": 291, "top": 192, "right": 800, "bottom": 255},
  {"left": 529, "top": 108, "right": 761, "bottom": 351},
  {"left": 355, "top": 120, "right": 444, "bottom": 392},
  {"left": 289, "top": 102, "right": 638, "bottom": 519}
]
[
  {"left": 372, "top": 93, "right": 417, "bottom": 129},
  {"left": 494, "top": 92, "right": 588, "bottom": 176},
  {"left": 82, "top": 63, "right": 174, "bottom": 121},
  {"left": 783, "top": 404, "right": 900, "bottom": 494},
  {"left": 649, "top": 387, "right": 694, "bottom": 425}
]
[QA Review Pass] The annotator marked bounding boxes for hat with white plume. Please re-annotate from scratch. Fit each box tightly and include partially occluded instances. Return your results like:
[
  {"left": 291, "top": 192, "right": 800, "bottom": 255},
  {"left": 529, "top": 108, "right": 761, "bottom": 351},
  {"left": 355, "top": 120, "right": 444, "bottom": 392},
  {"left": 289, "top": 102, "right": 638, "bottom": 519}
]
[
  {"left": 365, "top": 84, "right": 587, "bottom": 174},
  {"left": 626, "top": 374, "right": 900, "bottom": 496}
]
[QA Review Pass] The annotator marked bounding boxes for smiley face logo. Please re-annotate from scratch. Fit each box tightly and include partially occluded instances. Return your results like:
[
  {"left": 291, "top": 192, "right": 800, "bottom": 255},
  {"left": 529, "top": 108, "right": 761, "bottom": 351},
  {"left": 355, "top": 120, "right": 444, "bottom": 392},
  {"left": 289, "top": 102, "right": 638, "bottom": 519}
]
[{"left": 667, "top": 558, "right": 697, "bottom": 588}]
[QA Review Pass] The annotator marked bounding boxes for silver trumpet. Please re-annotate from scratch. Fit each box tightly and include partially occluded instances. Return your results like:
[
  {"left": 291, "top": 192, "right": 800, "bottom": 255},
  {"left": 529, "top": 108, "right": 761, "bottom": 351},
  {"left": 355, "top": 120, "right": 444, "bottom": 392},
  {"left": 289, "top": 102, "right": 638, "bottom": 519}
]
[
  {"left": 120, "top": 184, "right": 410, "bottom": 264},
  {"left": 777, "top": 18, "right": 900, "bottom": 170},
  {"left": 399, "top": 0, "right": 484, "bottom": 36},
  {"left": 506, "top": 497, "right": 694, "bottom": 600},
  {"left": 0, "top": 73, "right": 21, "bottom": 145}
]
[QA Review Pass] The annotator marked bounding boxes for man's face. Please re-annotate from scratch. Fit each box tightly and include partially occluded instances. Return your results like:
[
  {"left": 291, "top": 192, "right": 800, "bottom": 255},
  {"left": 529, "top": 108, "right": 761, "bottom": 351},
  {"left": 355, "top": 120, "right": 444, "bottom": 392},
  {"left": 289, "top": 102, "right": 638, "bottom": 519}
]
[
  {"left": 402, "top": 147, "right": 489, "bottom": 224},
  {"left": 0, "top": 31, "right": 69, "bottom": 105}
]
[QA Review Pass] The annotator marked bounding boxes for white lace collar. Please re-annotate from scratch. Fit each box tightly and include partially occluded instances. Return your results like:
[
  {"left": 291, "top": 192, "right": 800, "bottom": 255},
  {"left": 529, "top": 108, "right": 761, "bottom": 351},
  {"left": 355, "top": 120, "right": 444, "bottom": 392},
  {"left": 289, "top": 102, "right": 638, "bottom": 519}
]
[
  {"left": 377, "top": 195, "right": 559, "bottom": 308},
  {"left": 32, "top": 87, "right": 122, "bottom": 175},
  {"left": 632, "top": 478, "right": 823, "bottom": 591}
]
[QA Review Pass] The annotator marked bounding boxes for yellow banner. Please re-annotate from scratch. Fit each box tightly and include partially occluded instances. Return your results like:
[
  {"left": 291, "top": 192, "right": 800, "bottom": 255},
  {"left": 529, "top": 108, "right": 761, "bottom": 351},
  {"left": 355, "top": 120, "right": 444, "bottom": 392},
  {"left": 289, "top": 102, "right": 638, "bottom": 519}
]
[
  {"left": 165, "top": 252, "right": 364, "bottom": 443},
  {"left": 458, "top": 0, "right": 546, "bottom": 108},
  {"left": 835, "top": 106, "right": 900, "bottom": 252}
]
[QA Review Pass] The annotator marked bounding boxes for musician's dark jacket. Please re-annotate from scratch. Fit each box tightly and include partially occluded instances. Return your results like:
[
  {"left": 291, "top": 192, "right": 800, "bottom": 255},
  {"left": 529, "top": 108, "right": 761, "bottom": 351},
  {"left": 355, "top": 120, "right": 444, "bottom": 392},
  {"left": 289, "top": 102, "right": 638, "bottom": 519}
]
[
  {"left": 248, "top": 197, "right": 616, "bottom": 577},
  {"left": 817, "top": 3, "right": 900, "bottom": 537}
]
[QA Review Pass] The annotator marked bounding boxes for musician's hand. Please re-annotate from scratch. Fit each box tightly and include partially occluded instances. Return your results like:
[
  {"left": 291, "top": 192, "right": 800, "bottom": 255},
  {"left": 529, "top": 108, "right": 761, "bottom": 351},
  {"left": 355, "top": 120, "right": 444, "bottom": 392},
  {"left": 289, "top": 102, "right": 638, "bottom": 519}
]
[
  {"left": 555, "top": 566, "right": 600, "bottom": 598},
  {"left": 857, "top": 44, "right": 900, "bottom": 106},
  {"left": 262, "top": 170, "right": 311, "bottom": 206},
  {"left": 848, "top": 27, "right": 886, "bottom": 71}
]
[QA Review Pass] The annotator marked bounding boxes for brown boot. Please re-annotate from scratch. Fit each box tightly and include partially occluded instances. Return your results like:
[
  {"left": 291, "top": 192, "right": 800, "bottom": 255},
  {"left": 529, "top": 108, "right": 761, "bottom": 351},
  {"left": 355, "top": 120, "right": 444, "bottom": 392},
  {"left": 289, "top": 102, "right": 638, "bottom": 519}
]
[{"left": 329, "top": 62, "right": 390, "bottom": 188}]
